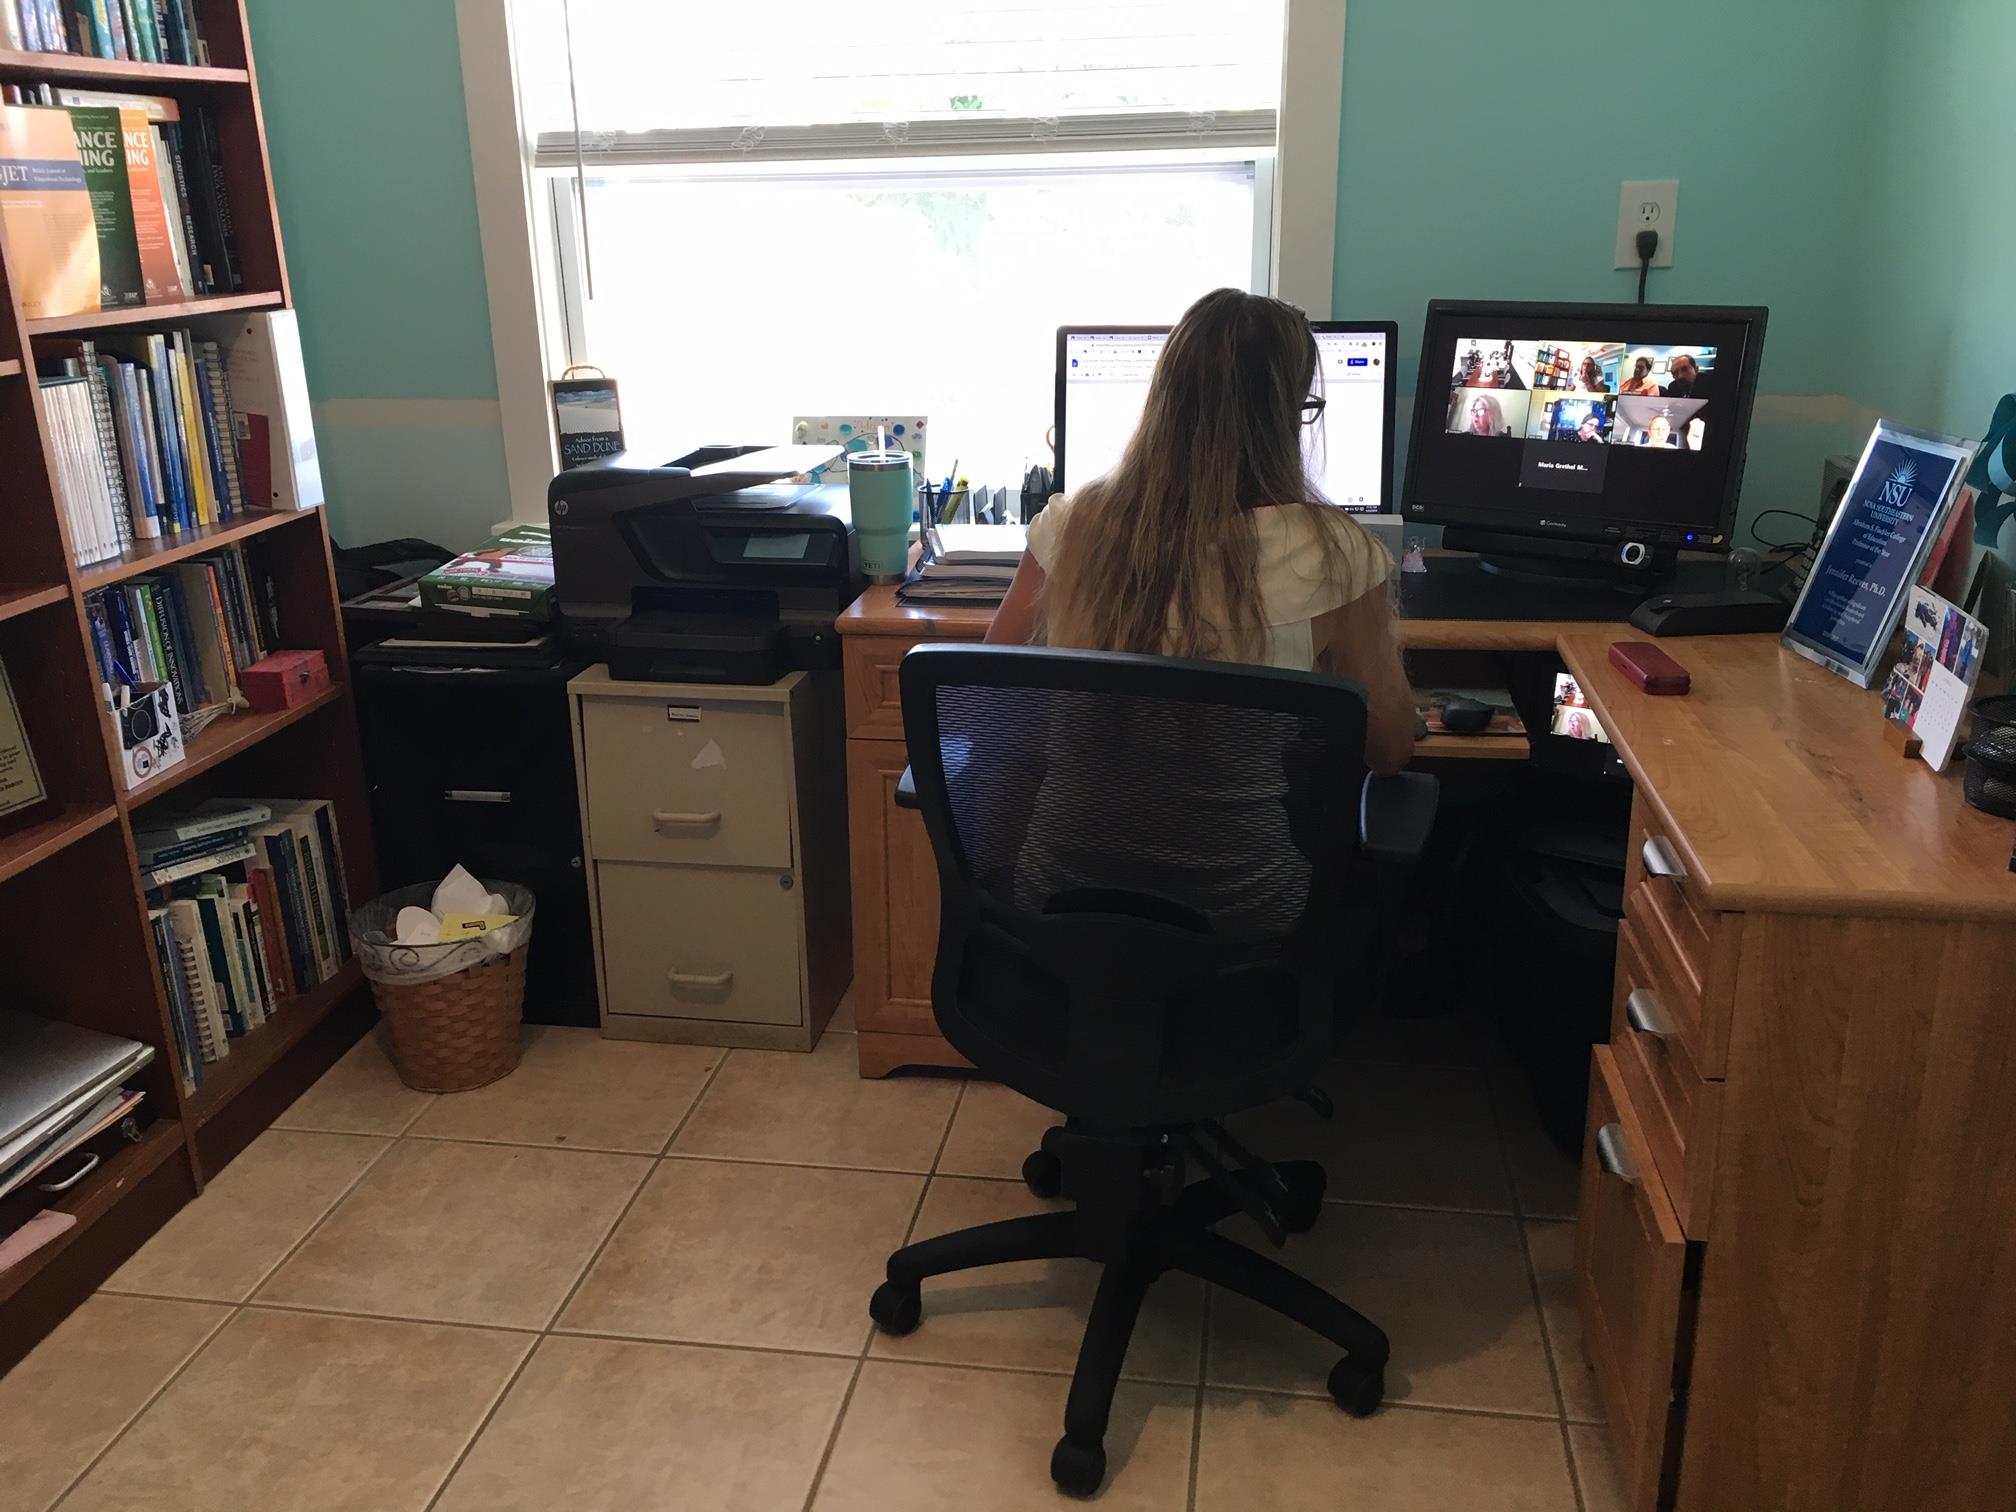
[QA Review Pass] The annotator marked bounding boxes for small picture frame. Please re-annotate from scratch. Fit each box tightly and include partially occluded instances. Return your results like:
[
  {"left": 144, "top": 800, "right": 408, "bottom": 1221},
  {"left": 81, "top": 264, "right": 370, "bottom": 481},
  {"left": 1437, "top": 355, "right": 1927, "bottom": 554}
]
[
  {"left": 1782, "top": 421, "right": 1976, "bottom": 688},
  {"left": 552, "top": 370, "right": 625, "bottom": 470},
  {"left": 0, "top": 656, "right": 46, "bottom": 819}
]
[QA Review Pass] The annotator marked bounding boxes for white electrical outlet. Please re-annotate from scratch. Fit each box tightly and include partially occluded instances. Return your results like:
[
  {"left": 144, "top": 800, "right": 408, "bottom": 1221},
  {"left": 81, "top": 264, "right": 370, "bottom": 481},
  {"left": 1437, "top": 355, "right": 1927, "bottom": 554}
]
[{"left": 1615, "top": 179, "right": 1678, "bottom": 269}]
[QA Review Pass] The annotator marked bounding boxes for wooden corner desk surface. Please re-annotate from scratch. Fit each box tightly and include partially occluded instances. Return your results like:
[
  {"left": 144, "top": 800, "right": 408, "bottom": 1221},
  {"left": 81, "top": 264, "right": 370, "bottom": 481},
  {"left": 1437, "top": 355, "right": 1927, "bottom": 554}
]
[{"left": 836, "top": 580, "right": 2016, "bottom": 1512}]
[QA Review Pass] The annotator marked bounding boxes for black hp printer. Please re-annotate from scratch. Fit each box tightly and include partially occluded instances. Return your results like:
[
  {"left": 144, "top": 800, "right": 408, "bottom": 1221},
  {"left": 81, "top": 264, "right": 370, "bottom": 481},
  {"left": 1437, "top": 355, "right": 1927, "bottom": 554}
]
[{"left": 549, "top": 442, "right": 864, "bottom": 683}]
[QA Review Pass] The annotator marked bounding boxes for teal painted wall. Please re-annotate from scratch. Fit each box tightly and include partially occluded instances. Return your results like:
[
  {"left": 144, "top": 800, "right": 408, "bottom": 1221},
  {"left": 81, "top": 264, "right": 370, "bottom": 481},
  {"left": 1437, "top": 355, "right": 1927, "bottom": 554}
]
[
  {"left": 1334, "top": 0, "right": 1885, "bottom": 539},
  {"left": 245, "top": 0, "right": 511, "bottom": 550},
  {"left": 1847, "top": 0, "right": 2015, "bottom": 448}
]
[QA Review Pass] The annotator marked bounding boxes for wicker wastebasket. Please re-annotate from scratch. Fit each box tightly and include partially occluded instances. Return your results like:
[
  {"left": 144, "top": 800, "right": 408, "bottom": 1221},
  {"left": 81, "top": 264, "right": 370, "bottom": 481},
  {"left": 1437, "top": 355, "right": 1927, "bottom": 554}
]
[{"left": 350, "top": 880, "right": 536, "bottom": 1092}]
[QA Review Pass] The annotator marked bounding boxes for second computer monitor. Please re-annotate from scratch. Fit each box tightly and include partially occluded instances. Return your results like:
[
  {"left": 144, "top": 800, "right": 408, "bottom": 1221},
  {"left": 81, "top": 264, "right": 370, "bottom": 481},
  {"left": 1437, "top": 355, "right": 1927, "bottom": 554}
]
[{"left": 1054, "top": 321, "right": 1398, "bottom": 509}]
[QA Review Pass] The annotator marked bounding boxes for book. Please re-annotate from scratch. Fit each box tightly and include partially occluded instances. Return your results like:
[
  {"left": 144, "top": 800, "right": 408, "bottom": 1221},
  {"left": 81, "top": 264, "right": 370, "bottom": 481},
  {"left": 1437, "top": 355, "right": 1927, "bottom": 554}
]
[
  {"left": 208, "top": 310, "right": 322, "bottom": 509},
  {"left": 244, "top": 858, "right": 294, "bottom": 998},
  {"left": 146, "top": 837, "right": 253, "bottom": 890},
  {"left": 113, "top": 106, "right": 180, "bottom": 301},
  {"left": 0, "top": 105, "right": 99, "bottom": 318},
  {"left": 149, "top": 908, "right": 199, "bottom": 1093},
  {"left": 63, "top": 106, "right": 142, "bottom": 307},
  {"left": 165, "top": 896, "right": 228, "bottom": 1063},
  {"left": 254, "top": 823, "right": 314, "bottom": 990},
  {"left": 133, "top": 796, "right": 272, "bottom": 845}
]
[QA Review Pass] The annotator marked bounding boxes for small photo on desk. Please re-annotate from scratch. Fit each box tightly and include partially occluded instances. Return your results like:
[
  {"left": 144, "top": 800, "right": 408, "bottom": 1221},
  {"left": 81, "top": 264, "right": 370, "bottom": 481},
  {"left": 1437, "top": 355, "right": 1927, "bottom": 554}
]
[{"left": 1551, "top": 672, "right": 1611, "bottom": 743}]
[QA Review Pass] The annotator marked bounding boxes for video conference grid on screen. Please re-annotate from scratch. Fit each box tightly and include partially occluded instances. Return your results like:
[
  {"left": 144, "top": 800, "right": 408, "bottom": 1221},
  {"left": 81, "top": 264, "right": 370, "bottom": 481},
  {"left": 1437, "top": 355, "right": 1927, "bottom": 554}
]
[{"left": 1447, "top": 337, "right": 1717, "bottom": 452}]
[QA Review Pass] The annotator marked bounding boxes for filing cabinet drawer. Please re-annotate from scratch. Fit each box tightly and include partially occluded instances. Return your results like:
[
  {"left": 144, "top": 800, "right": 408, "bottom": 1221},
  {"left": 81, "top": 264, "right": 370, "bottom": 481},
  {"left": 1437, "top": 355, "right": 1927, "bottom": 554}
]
[
  {"left": 581, "top": 695, "right": 792, "bottom": 868},
  {"left": 1625, "top": 798, "right": 1738, "bottom": 1076},
  {"left": 1578, "top": 1046, "right": 1687, "bottom": 1512},
  {"left": 596, "top": 862, "right": 803, "bottom": 1026},
  {"left": 1611, "top": 914, "right": 1722, "bottom": 1236}
]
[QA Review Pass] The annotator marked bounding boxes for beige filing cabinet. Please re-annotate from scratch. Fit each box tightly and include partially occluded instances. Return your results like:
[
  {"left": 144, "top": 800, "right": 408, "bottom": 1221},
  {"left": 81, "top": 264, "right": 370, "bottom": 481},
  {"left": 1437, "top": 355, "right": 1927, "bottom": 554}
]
[{"left": 568, "top": 666, "right": 851, "bottom": 1049}]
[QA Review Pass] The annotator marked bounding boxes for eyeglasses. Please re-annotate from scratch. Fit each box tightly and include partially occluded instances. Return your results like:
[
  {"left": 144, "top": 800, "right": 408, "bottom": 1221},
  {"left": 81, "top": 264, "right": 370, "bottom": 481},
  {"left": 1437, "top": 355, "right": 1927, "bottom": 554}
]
[{"left": 1301, "top": 397, "right": 1327, "bottom": 426}]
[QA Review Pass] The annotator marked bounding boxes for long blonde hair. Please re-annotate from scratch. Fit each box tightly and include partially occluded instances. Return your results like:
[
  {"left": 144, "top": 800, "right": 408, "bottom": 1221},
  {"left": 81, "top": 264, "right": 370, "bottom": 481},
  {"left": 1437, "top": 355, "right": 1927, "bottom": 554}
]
[{"left": 1042, "top": 289, "right": 1361, "bottom": 661}]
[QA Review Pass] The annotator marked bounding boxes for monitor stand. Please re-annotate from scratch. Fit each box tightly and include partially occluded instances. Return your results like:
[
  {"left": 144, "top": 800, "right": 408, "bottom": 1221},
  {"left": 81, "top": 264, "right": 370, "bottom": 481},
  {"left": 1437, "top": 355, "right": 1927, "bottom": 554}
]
[{"left": 1399, "top": 552, "right": 1726, "bottom": 622}]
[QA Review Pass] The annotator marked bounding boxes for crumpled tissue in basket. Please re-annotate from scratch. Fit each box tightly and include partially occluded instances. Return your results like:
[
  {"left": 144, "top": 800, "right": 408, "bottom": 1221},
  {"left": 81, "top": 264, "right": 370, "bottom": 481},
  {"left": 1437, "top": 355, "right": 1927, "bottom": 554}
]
[{"left": 354, "top": 866, "right": 535, "bottom": 985}]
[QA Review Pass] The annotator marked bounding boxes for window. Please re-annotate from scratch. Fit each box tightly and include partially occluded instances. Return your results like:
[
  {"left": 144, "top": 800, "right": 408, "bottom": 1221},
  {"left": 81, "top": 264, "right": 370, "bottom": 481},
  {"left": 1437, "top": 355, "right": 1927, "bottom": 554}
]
[{"left": 510, "top": 0, "right": 1287, "bottom": 492}]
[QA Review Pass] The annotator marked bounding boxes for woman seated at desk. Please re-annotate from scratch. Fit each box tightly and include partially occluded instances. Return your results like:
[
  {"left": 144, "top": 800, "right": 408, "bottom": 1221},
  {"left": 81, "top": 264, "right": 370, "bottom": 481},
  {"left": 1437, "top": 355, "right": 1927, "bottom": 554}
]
[{"left": 982, "top": 287, "right": 1416, "bottom": 924}]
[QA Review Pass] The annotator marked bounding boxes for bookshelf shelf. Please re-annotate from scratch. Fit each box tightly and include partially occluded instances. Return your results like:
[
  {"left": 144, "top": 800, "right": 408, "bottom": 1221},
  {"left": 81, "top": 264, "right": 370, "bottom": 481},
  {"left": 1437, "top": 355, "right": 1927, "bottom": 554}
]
[
  {"left": 0, "top": 1119, "right": 185, "bottom": 1308},
  {"left": 78, "top": 507, "right": 308, "bottom": 591},
  {"left": 183, "top": 960, "right": 366, "bottom": 1130},
  {"left": 122, "top": 684, "right": 346, "bottom": 809},
  {"left": 26, "top": 291, "right": 284, "bottom": 336},
  {"left": 0, "top": 358, "right": 20, "bottom": 377},
  {"left": 0, "top": 582, "right": 71, "bottom": 621},
  {"left": 0, "top": 48, "right": 248, "bottom": 88},
  {"left": 0, "top": 800, "right": 119, "bottom": 886}
]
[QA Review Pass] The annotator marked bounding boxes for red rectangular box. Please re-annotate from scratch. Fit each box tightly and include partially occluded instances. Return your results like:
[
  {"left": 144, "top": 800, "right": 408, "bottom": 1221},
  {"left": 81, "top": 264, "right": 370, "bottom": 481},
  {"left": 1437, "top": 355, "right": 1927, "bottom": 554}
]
[
  {"left": 241, "top": 650, "right": 331, "bottom": 711},
  {"left": 1609, "top": 640, "right": 1692, "bottom": 695}
]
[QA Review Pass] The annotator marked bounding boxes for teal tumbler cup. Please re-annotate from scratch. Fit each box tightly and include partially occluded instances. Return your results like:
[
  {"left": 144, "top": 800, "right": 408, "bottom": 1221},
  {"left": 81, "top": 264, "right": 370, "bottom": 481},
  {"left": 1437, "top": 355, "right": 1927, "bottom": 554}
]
[{"left": 848, "top": 447, "right": 916, "bottom": 582}]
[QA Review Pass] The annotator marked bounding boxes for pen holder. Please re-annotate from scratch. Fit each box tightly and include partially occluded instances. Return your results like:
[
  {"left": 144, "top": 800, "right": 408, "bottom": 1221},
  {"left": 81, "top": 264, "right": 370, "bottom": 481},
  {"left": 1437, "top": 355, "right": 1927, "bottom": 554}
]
[
  {"left": 918, "top": 481, "right": 971, "bottom": 526},
  {"left": 848, "top": 448, "right": 915, "bottom": 582}
]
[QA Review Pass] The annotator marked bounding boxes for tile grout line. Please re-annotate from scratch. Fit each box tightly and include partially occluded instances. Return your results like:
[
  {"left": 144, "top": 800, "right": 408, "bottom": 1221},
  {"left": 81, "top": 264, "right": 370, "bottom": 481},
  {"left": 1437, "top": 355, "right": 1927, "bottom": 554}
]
[
  {"left": 49, "top": 1129, "right": 408, "bottom": 1510},
  {"left": 418, "top": 1336, "right": 541, "bottom": 1512},
  {"left": 1484, "top": 1068, "right": 1589, "bottom": 1512},
  {"left": 43, "top": 1300, "right": 236, "bottom": 1512},
  {"left": 799, "top": 1077, "right": 966, "bottom": 1512},
  {"left": 1188, "top": 1283, "right": 1213, "bottom": 1512}
]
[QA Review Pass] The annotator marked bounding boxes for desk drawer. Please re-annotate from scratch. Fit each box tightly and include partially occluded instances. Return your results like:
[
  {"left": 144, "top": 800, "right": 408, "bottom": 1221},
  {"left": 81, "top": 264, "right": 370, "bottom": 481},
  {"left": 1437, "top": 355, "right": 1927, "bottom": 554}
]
[
  {"left": 1611, "top": 915, "right": 1721, "bottom": 1236},
  {"left": 597, "top": 862, "right": 803, "bottom": 1026},
  {"left": 843, "top": 636, "right": 914, "bottom": 742},
  {"left": 581, "top": 696, "right": 792, "bottom": 868},
  {"left": 1578, "top": 1046, "right": 1687, "bottom": 1512},
  {"left": 1626, "top": 800, "right": 1737, "bottom": 1076}
]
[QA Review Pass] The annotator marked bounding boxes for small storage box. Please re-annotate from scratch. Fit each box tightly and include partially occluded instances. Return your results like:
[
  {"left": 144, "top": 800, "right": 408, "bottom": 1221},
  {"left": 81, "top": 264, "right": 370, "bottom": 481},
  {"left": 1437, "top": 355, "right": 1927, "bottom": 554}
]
[{"left": 242, "top": 650, "right": 331, "bottom": 711}]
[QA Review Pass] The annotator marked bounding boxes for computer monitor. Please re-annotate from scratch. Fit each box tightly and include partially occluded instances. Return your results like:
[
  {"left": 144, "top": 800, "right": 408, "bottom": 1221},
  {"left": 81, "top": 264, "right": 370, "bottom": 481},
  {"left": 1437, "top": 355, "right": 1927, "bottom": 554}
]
[
  {"left": 1402, "top": 300, "right": 1768, "bottom": 575},
  {"left": 1054, "top": 320, "right": 1399, "bottom": 510}
]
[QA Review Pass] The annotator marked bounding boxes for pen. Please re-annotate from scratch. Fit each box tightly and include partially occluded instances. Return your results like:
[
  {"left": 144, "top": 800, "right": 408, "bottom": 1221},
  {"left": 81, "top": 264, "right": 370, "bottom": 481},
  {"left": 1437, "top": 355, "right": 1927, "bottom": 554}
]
[{"left": 937, "top": 459, "right": 961, "bottom": 524}]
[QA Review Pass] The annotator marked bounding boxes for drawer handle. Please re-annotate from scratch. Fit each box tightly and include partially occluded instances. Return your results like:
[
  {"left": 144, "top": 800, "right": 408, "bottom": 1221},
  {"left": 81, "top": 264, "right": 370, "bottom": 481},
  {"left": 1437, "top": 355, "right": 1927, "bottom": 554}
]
[
  {"left": 1624, "top": 988, "right": 1674, "bottom": 1039},
  {"left": 668, "top": 968, "right": 734, "bottom": 989},
  {"left": 1595, "top": 1122, "right": 1639, "bottom": 1185},
  {"left": 653, "top": 809, "right": 723, "bottom": 830},
  {"left": 1641, "top": 835, "right": 1686, "bottom": 884}
]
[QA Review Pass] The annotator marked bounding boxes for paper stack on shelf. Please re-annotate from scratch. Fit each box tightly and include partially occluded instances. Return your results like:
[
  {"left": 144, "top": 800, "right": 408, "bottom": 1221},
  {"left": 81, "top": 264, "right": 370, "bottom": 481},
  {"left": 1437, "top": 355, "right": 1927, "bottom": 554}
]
[
  {"left": 0, "top": 1010, "right": 153, "bottom": 1207},
  {"left": 897, "top": 522, "right": 1026, "bottom": 607}
]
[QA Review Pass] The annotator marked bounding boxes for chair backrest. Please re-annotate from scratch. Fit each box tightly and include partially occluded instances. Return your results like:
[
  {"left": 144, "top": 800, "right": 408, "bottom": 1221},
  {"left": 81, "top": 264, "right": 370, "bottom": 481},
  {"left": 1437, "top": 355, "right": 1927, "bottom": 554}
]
[{"left": 899, "top": 643, "right": 1373, "bottom": 1127}]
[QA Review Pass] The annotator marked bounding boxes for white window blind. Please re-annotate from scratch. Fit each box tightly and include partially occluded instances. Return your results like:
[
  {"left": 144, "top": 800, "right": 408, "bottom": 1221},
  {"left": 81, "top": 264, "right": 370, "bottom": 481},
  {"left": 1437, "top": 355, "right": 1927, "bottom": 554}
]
[{"left": 516, "top": 0, "right": 1283, "bottom": 165}]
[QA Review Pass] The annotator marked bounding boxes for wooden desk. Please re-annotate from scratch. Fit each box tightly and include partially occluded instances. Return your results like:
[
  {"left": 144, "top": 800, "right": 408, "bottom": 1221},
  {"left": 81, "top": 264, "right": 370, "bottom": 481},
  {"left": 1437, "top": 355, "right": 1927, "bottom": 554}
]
[{"left": 838, "top": 583, "right": 2016, "bottom": 1511}]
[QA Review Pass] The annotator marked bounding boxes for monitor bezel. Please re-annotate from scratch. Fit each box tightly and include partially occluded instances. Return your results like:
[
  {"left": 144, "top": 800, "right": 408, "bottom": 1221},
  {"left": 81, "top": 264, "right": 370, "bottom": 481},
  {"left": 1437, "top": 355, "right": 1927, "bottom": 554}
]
[
  {"left": 1053, "top": 318, "right": 1401, "bottom": 509},
  {"left": 1401, "top": 299, "right": 1769, "bottom": 551}
]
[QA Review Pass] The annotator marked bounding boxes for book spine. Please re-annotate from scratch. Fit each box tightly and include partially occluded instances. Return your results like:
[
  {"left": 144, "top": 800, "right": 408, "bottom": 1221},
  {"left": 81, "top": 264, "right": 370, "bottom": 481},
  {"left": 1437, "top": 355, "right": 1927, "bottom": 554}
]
[
  {"left": 235, "top": 887, "right": 274, "bottom": 1016},
  {"left": 189, "top": 890, "right": 244, "bottom": 1036},
  {"left": 116, "top": 361, "right": 162, "bottom": 536},
  {"left": 200, "top": 343, "right": 243, "bottom": 513},
  {"left": 99, "top": 0, "right": 124, "bottom": 58},
  {"left": 78, "top": 348, "right": 134, "bottom": 548},
  {"left": 14, "top": 1, "right": 38, "bottom": 50},
  {"left": 191, "top": 352, "right": 231, "bottom": 520},
  {"left": 212, "top": 548, "right": 252, "bottom": 663},
  {"left": 137, "top": 826, "right": 248, "bottom": 866},
  {"left": 160, "top": 121, "right": 205, "bottom": 293},
  {"left": 141, "top": 335, "right": 191, "bottom": 530},
  {"left": 158, "top": 573, "right": 208, "bottom": 708},
  {"left": 272, "top": 829, "right": 317, "bottom": 988},
  {"left": 72, "top": 2, "right": 104, "bottom": 56},
  {"left": 248, "top": 864, "right": 293, "bottom": 998},
  {"left": 105, "top": 583, "right": 139, "bottom": 680},
  {"left": 146, "top": 839, "right": 253, "bottom": 888},
  {"left": 149, "top": 910, "right": 197, "bottom": 1092},
  {"left": 199, "top": 563, "right": 240, "bottom": 686},
  {"left": 290, "top": 818, "right": 334, "bottom": 979},
  {"left": 85, "top": 593, "right": 116, "bottom": 702},
  {"left": 140, "top": 580, "right": 192, "bottom": 715},
  {"left": 0, "top": 2, "right": 23, "bottom": 48},
  {"left": 160, "top": 0, "right": 187, "bottom": 65},
  {"left": 171, "top": 333, "right": 213, "bottom": 524},
  {"left": 224, "top": 897, "right": 264, "bottom": 1027},
  {"left": 308, "top": 800, "right": 352, "bottom": 959},
  {"left": 192, "top": 107, "right": 238, "bottom": 291}
]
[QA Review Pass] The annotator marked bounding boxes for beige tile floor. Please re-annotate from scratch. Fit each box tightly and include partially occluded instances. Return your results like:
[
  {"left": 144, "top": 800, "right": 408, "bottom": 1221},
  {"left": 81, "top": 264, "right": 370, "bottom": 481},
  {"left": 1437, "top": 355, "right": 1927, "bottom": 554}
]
[{"left": 5, "top": 1009, "right": 1625, "bottom": 1512}]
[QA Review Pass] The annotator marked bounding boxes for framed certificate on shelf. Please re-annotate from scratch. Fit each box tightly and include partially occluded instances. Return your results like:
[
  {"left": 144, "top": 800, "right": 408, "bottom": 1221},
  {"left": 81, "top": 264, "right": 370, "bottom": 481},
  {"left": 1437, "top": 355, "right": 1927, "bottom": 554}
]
[
  {"left": 1782, "top": 421, "right": 1976, "bottom": 687},
  {"left": 0, "top": 656, "right": 46, "bottom": 819}
]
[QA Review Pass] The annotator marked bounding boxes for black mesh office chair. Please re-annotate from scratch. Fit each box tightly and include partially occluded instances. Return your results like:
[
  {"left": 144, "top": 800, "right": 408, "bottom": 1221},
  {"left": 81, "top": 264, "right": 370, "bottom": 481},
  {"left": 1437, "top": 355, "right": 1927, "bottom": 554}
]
[{"left": 867, "top": 644, "right": 1437, "bottom": 1497}]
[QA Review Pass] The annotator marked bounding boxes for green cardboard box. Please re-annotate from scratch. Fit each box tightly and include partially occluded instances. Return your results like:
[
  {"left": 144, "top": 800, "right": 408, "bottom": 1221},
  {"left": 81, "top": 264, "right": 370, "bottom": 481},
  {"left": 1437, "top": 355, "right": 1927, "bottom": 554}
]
[{"left": 417, "top": 524, "right": 556, "bottom": 620}]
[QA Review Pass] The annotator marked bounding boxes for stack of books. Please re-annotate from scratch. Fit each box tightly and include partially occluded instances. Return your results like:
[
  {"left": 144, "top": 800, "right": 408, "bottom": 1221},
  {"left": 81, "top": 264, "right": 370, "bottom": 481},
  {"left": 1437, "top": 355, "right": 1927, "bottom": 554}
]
[
  {"left": 83, "top": 539, "right": 278, "bottom": 734},
  {"left": 0, "top": 0, "right": 212, "bottom": 63},
  {"left": 0, "top": 93, "right": 240, "bottom": 323},
  {"left": 42, "top": 329, "right": 247, "bottom": 565},
  {"left": 138, "top": 797, "right": 353, "bottom": 1092},
  {"left": 897, "top": 523, "right": 1025, "bottom": 606},
  {"left": 0, "top": 1010, "right": 152, "bottom": 1209}
]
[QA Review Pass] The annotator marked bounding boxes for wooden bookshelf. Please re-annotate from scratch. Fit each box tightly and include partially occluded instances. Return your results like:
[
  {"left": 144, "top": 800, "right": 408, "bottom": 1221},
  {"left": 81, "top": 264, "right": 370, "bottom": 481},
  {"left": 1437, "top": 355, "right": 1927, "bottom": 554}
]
[
  {"left": 0, "top": 48, "right": 247, "bottom": 88},
  {"left": 0, "top": 2, "right": 382, "bottom": 1376},
  {"left": 25, "top": 290, "right": 283, "bottom": 336},
  {"left": 78, "top": 506, "right": 305, "bottom": 590}
]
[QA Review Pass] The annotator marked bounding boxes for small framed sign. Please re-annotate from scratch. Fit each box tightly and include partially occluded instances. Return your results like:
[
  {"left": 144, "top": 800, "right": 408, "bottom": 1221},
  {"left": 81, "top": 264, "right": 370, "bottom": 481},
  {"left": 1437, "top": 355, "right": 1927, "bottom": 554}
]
[
  {"left": 551, "top": 368, "right": 625, "bottom": 470},
  {"left": 0, "top": 656, "right": 46, "bottom": 818},
  {"left": 1782, "top": 421, "right": 1976, "bottom": 688}
]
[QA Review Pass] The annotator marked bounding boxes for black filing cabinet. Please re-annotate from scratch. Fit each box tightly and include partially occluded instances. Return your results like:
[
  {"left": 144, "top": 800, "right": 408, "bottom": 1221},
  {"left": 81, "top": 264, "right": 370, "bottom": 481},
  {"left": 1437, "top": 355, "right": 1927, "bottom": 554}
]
[{"left": 350, "top": 655, "right": 600, "bottom": 1026}]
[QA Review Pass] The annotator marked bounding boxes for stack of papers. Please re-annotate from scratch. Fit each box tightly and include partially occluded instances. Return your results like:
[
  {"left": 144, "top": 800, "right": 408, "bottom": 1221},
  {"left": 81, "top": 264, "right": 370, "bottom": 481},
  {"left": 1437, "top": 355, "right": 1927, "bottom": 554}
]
[
  {"left": 899, "top": 524, "right": 1026, "bottom": 606},
  {"left": 0, "top": 1010, "right": 152, "bottom": 1203}
]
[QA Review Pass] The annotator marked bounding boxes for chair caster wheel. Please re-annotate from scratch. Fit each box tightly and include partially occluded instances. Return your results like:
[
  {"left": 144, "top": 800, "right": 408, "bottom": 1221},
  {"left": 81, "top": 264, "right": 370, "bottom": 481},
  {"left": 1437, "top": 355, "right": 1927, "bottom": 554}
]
[
  {"left": 1327, "top": 1356, "right": 1384, "bottom": 1417},
  {"left": 1050, "top": 1434, "right": 1106, "bottom": 1497},
  {"left": 1280, "top": 1166, "right": 1326, "bottom": 1234},
  {"left": 868, "top": 1281, "right": 922, "bottom": 1337},
  {"left": 1022, "top": 1149, "right": 1063, "bottom": 1199}
]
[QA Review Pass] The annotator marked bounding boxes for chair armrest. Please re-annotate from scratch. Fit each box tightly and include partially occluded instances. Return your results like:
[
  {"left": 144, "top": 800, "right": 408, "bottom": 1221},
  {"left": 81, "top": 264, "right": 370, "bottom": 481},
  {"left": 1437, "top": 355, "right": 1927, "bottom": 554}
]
[
  {"left": 1359, "top": 771, "right": 1438, "bottom": 864},
  {"left": 894, "top": 765, "right": 920, "bottom": 810}
]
